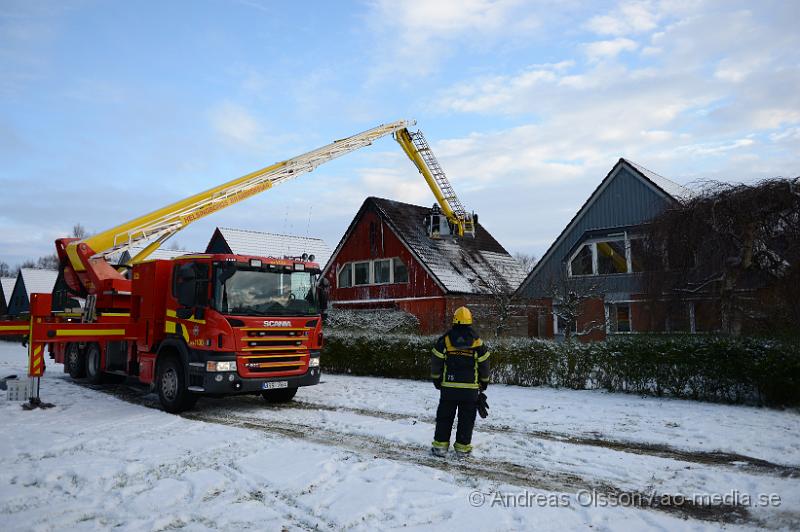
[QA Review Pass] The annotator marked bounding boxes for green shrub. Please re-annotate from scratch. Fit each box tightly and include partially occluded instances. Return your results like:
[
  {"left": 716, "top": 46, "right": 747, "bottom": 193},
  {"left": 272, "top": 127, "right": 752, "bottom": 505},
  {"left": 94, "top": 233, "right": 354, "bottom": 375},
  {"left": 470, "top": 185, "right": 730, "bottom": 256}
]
[{"left": 320, "top": 331, "right": 800, "bottom": 407}]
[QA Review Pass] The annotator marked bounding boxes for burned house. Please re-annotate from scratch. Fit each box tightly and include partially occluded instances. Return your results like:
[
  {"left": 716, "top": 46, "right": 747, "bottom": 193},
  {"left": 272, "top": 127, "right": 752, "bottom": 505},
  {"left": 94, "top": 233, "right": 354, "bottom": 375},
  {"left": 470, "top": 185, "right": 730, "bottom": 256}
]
[{"left": 323, "top": 197, "right": 526, "bottom": 334}]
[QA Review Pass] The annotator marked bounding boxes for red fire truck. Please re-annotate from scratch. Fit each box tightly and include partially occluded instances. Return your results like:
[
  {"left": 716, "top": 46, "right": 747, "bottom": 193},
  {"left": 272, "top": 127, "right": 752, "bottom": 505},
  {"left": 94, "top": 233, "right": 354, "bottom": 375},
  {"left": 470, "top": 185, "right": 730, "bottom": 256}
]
[{"left": 0, "top": 120, "right": 412, "bottom": 412}]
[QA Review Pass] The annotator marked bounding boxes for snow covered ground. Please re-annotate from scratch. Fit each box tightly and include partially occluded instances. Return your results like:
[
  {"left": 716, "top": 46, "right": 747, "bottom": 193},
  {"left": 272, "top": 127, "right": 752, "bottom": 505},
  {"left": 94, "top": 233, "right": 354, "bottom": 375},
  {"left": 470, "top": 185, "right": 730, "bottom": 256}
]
[{"left": 1, "top": 341, "right": 799, "bottom": 531}]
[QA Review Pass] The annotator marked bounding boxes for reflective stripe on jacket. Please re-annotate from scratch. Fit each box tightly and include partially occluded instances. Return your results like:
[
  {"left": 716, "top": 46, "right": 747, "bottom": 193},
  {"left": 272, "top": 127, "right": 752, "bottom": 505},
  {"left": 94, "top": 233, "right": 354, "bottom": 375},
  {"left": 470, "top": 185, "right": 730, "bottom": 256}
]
[{"left": 431, "top": 326, "right": 490, "bottom": 390}]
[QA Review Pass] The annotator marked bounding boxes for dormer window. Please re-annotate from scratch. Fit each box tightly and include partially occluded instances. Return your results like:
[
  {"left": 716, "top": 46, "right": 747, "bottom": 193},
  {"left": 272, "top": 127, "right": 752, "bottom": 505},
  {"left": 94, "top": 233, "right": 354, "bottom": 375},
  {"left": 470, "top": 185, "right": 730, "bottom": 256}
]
[
  {"left": 425, "top": 204, "right": 452, "bottom": 239},
  {"left": 568, "top": 232, "right": 643, "bottom": 277}
]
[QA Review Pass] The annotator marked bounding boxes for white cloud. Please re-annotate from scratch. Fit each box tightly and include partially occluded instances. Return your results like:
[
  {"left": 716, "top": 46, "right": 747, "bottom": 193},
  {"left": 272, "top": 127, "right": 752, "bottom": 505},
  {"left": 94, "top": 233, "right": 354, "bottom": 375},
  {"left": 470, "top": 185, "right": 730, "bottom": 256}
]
[
  {"left": 585, "top": 37, "right": 638, "bottom": 61},
  {"left": 585, "top": 2, "right": 660, "bottom": 36},
  {"left": 364, "top": 0, "right": 536, "bottom": 78},
  {"left": 209, "top": 101, "right": 260, "bottom": 147},
  {"left": 677, "top": 138, "right": 755, "bottom": 156}
]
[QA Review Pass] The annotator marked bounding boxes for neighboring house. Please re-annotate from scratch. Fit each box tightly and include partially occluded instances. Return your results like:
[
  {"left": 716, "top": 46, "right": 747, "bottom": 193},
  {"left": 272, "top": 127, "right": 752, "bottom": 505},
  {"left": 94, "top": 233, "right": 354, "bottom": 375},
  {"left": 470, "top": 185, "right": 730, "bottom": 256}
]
[
  {"left": 205, "top": 227, "right": 332, "bottom": 268},
  {"left": 1, "top": 277, "right": 15, "bottom": 315},
  {"left": 110, "top": 245, "right": 193, "bottom": 265},
  {"left": 516, "top": 158, "right": 695, "bottom": 340},
  {"left": 322, "top": 197, "right": 526, "bottom": 334},
  {"left": 7, "top": 268, "right": 59, "bottom": 316}
]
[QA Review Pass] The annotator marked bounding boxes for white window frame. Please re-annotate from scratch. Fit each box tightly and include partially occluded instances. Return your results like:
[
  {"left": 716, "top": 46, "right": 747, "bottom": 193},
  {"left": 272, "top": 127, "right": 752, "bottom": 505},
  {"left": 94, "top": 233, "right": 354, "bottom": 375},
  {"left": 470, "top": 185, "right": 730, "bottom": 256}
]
[
  {"left": 352, "top": 261, "right": 371, "bottom": 286},
  {"left": 568, "top": 232, "right": 645, "bottom": 278},
  {"left": 373, "top": 258, "right": 392, "bottom": 285},
  {"left": 605, "top": 301, "right": 634, "bottom": 334},
  {"left": 391, "top": 257, "right": 409, "bottom": 284},
  {"left": 337, "top": 263, "right": 352, "bottom": 289},
  {"left": 336, "top": 257, "right": 409, "bottom": 287}
]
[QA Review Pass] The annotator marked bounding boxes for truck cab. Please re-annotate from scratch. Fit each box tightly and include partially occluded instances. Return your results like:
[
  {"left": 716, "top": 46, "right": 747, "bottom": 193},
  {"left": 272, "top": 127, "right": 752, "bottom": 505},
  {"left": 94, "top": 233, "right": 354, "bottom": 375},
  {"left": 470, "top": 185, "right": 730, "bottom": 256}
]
[{"left": 131, "top": 253, "right": 325, "bottom": 411}]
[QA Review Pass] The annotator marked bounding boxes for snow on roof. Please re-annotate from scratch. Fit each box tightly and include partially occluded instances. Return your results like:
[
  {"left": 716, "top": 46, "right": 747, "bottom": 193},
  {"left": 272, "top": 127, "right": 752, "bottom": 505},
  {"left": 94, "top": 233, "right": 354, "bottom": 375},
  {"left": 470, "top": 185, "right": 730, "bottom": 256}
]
[
  {"left": 211, "top": 227, "right": 332, "bottom": 267},
  {"left": 103, "top": 246, "right": 191, "bottom": 265},
  {"left": 18, "top": 268, "right": 58, "bottom": 296},
  {"left": 624, "top": 159, "right": 692, "bottom": 200},
  {"left": 1, "top": 277, "right": 14, "bottom": 306},
  {"left": 366, "top": 198, "right": 526, "bottom": 294}
]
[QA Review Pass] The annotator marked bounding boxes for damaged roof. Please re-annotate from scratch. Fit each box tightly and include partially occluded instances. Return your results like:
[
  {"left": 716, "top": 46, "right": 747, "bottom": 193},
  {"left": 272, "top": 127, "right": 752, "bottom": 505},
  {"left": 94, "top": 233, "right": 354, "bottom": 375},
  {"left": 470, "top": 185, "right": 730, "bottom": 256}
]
[{"left": 331, "top": 197, "right": 526, "bottom": 295}]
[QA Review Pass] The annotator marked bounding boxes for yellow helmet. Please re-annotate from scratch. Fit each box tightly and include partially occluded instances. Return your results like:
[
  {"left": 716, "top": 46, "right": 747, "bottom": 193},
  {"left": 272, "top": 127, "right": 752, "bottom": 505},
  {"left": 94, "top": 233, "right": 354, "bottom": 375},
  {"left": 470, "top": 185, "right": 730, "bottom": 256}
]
[{"left": 453, "top": 306, "right": 472, "bottom": 325}]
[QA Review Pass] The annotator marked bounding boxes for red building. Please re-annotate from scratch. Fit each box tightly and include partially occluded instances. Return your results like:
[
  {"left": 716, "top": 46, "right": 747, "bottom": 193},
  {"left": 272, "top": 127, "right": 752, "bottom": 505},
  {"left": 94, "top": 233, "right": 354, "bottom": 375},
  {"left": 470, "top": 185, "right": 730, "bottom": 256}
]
[{"left": 322, "top": 197, "right": 526, "bottom": 334}]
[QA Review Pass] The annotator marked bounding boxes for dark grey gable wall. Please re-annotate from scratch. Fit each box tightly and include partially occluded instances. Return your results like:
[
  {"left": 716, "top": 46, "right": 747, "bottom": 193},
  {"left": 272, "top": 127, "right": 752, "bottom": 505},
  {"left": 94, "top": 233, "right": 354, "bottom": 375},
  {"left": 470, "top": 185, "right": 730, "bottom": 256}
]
[
  {"left": 519, "top": 163, "right": 674, "bottom": 298},
  {"left": 8, "top": 275, "right": 28, "bottom": 316},
  {"left": 205, "top": 229, "right": 234, "bottom": 254}
]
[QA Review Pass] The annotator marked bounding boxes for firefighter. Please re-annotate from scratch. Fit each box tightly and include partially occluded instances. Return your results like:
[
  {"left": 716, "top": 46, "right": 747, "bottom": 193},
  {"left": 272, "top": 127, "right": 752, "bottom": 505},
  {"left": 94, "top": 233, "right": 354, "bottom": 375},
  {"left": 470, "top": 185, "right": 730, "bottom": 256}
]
[{"left": 430, "top": 306, "right": 490, "bottom": 457}]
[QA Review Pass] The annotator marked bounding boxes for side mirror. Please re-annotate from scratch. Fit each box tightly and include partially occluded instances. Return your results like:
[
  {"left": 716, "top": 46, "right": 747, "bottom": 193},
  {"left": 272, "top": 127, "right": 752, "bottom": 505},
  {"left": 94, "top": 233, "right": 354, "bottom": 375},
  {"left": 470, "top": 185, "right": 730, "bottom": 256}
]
[
  {"left": 317, "top": 277, "right": 330, "bottom": 311},
  {"left": 176, "top": 263, "right": 197, "bottom": 307}
]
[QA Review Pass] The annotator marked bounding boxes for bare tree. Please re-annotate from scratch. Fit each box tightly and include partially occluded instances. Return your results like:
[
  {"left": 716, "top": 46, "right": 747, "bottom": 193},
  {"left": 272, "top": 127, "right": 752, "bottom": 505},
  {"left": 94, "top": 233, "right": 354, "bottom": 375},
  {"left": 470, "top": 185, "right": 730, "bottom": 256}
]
[
  {"left": 539, "top": 269, "right": 606, "bottom": 342},
  {"left": 513, "top": 252, "right": 538, "bottom": 274},
  {"left": 477, "top": 272, "right": 519, "bottom": 338},
  {"left": 72, "top": 223, "right": 88, "bottom": 239},
  {"left": 0, "top": 261, "right": 11, "bottom": 277},
  {"left": 642, "top": 177, "right": 800, "bottom": 336}
]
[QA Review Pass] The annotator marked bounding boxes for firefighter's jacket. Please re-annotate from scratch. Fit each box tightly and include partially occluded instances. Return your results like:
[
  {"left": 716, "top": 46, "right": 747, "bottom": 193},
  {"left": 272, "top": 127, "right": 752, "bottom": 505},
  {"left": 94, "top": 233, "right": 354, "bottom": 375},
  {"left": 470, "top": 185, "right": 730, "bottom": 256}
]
[{"left": 431, "top": 325, "right": 490, "bottom": 399}]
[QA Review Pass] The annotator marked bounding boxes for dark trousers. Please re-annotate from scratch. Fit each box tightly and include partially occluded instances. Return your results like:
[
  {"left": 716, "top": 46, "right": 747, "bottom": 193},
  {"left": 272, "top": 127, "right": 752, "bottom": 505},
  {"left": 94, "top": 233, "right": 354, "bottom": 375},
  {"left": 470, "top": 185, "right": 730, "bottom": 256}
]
[{"left": 434, "top": 396, "right": 478, "bottom": 446}]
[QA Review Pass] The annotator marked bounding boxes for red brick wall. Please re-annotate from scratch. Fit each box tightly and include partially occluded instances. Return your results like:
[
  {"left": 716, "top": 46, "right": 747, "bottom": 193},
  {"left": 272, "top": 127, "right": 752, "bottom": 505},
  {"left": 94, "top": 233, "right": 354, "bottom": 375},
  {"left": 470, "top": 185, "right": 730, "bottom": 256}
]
[{"left": 578, "top": 298, "right": 606, "bottom": 342}]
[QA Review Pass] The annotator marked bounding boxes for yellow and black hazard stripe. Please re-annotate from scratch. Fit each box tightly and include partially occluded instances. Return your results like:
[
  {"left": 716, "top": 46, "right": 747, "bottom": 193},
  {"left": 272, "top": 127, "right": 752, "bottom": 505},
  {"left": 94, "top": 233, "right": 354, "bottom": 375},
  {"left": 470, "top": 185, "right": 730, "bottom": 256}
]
[{"left": 29, "top": 344, "right": 44, "bottom": 377}]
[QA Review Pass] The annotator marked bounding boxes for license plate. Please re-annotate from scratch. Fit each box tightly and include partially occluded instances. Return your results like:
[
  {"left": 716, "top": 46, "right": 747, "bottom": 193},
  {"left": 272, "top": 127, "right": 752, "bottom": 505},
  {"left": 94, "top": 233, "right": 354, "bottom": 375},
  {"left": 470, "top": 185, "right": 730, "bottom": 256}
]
[{"left": 262, "top": 381, "right": 288, "bottom": 390}]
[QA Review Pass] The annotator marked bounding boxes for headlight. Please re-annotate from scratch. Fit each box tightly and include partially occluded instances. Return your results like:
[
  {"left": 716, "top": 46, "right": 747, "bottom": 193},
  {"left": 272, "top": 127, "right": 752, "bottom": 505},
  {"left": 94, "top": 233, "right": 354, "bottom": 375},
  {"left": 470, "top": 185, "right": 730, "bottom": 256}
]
[
  {"left": 207, "top": 361, "right": 237, "bottom": 372},
  {"left": 309, "top": 357, "right": 320, "bottom": 368}
]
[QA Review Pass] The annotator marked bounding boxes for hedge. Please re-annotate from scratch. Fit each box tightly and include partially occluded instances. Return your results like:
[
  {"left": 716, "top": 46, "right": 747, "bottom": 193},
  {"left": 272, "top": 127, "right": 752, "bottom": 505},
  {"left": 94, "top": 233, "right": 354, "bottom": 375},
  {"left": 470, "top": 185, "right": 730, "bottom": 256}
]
[{"left": 321, "top": 331, "right": 800, "bottom": 407}]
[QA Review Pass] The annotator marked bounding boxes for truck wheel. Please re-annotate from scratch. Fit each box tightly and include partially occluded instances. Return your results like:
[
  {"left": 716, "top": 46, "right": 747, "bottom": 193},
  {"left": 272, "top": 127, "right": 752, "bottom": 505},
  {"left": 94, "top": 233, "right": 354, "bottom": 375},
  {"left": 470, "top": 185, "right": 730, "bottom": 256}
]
[
  {"left": 85, "top": 344, "right": 105, "bottom": 385},
  {"left": 66, "top": 343, "right": 86, "bottom": 379},
  {"left": 261, "top": 387, "right": 298, "bottom": 403},
  {"left": 157, "top": 357, "right": 197, "bottom": 413}
]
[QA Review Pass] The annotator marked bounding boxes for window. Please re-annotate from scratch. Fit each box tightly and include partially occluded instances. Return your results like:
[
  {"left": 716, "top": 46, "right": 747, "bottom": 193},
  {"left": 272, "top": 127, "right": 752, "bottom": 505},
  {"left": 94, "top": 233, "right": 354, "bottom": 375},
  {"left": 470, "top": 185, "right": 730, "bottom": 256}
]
[
  {"left": 597, "top": 240, "right": 628, "bottom": 274},
  {"left": 374, "top": 259, "right": 391, "bottom": 284},
  {"left": 568, "top": 233, "right": 648, "bottom": 277},
  {"left": 607, "top": 303, "right": 632, "bottom": 333},
  {"left": 393, "top": 258, "right": 408, "bottom": 283},
  {"left": 337, "top": 264, "right": 352, "bottom": 288},
  {"left": 337, "top": 257, "right": 409, "bottom": 286},
  {"left": 353, "top": 262, "right": 370, "bottom": 285},
  {"left": 553, "top": 308, "right": 576, "bottom": 336},
  {"left": 569, "top": 245, "right": 593, "bottom": 276}
]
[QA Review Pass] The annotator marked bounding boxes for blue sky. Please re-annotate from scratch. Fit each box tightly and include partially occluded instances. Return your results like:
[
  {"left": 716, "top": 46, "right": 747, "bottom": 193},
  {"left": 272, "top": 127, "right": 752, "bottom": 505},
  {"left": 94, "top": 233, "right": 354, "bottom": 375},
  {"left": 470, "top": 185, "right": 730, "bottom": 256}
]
[{"left": 1, "top": 0, "right": 798, "bottom": 267}]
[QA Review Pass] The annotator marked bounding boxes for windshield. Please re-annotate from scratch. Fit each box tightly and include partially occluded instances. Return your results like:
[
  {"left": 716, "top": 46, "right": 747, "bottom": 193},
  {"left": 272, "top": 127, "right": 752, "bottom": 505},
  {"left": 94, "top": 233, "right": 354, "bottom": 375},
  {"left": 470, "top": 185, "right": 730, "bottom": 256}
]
[{"left": 214, "top": 266, "right": 320, "bottom": 317}]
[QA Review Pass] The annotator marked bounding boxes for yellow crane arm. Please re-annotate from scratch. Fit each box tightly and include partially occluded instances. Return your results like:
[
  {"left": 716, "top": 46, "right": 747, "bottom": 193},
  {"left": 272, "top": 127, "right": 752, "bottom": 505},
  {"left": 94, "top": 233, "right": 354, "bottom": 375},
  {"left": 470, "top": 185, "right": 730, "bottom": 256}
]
[
  {"left": 66, "top": 120, "right": 414, "bottom": 270},
  {"left": 395, "top": 128, "right": 475, "bottom": 237}
]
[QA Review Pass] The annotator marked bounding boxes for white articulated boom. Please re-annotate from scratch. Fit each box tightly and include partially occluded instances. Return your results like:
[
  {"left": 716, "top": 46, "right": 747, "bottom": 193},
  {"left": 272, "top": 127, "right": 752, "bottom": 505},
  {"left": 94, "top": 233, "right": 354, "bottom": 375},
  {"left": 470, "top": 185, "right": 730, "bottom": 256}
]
[
  {"left": 395, "top": 128, "right": 476, "bottom": 238},
  {"left": 65, "top": 120, "right": 414, "bottom": 270}
]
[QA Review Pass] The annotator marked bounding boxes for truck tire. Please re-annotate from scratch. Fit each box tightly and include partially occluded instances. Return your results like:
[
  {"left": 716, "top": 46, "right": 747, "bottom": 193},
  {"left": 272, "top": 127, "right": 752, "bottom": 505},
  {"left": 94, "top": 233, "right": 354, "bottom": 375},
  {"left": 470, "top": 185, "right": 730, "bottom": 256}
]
[
  {"left": 157, "top": 356, "right": 197, "bottom": 413},
  {"left": 261, "top": 387, "right": 298, "bottom": 403},
  {"left": 85, "top": 343, "right": 105, "bottom": 385},
  {"left": 66, "top": 343, "right": 86, "bottom": 379}
]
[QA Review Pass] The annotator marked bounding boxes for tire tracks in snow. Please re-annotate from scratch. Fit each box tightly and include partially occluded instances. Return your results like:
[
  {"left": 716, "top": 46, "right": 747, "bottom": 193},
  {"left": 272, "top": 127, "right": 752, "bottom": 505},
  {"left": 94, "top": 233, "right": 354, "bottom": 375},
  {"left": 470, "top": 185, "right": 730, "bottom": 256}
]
[
  {"left": 182, "top": 409, "right": 753, "bottom": 526},
  {"left": 216, "top": 394, "right": 800, "bottom": 479},
  {"left": 73, "top": 380, "right": 772, "bottom": 526}
]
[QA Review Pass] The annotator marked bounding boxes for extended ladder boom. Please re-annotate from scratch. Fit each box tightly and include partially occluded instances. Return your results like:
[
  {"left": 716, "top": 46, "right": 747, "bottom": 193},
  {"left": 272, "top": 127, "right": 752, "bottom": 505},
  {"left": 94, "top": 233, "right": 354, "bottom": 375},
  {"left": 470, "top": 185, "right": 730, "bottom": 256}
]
[
  {"left": 395, "top": 128, "right": 475, "bottom": 237},
  {"left": 66, "top": 120, "right": 413, "bottom": 270}
]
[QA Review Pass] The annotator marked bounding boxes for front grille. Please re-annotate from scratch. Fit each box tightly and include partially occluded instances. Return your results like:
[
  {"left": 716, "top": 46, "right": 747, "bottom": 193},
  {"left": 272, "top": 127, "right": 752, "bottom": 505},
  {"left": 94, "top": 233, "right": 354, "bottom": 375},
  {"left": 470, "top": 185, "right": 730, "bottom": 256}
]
[
  {"left": 244, "top": 340, "right": 303, "bottom": 348},
  {"left": 240, "top": 353, "right": 306, "bottom": 374},
  {"left": 246, "top": 329, "right": 309, "bottom": 338}
]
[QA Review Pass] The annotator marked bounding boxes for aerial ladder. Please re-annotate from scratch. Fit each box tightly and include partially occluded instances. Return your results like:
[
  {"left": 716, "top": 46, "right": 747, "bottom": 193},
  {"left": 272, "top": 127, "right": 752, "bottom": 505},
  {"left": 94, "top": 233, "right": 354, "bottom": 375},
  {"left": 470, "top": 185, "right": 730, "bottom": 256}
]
[
  {"left": 58, "top": 119, "right": 415, "bottom": 308},
  {"left": 1, "top": 119, "right": 415, "bottom": 410},
  {"left": 395, "top": 128, "right": 476, "bottom": 238}
]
